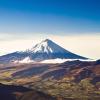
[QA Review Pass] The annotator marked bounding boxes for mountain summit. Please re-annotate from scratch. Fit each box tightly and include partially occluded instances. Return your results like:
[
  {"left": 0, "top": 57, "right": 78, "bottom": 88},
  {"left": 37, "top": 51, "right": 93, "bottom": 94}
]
[
  {"left": 30, "top": 39, "right": 70, "bottom": 54},
  {"left": 0, "top": 39, "right": 87, "bottom": 63}
]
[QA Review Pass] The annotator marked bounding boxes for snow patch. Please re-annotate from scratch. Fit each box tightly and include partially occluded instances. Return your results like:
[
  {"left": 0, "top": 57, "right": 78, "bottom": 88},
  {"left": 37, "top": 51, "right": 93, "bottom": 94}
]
[
  {"left": 14, "top": 57, "right": 34, "bottom": 63},
  {"left": 30, "top": 39, "right": 70, "bottom": 54},
  {"left": 31, "top": 40, "right": 53, "bottom": 53}
]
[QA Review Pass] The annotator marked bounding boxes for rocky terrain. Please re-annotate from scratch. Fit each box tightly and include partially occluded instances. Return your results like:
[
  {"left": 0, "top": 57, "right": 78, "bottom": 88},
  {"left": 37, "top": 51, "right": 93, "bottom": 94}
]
[{"left": 0, "top": 60, "right": 100, "bottom": 100}]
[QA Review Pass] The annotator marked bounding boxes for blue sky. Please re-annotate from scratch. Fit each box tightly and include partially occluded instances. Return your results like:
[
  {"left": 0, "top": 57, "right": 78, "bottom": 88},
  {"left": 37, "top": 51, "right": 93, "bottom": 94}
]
[
  {"left": 0, "top": 0, "right": 100, "bottom": 35},
  {"left": 0, "top": 0, "right": 100, "bottom": 59}
]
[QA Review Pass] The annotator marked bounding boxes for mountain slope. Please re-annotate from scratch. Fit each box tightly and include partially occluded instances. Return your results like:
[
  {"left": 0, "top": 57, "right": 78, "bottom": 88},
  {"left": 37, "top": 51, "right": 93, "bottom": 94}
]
[
  {"left": 0, "top": 39, "right": 87, "bottom": 63},
  {"left": 0, "top": 83, "right": 58, "bottom": 100},
  {"left": 0, "top": 60, "right": 100, "bottom": 100},
  {"left": 29, "top": 39, "right": 87, "bottom": 60}
]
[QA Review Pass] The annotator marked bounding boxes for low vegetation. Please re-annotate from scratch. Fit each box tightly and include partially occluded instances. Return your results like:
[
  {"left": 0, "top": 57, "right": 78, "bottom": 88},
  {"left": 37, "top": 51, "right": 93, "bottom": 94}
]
[{"left": 31, "top": 78, "right": 100, "bottom": 100}]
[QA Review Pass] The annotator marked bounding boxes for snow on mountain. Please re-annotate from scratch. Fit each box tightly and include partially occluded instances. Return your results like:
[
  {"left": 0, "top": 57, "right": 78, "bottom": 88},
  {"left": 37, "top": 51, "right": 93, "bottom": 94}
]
[
  {"left": 30, "top": 39, "right": 70, "bottom": 54},
  {"left": 14, "top": 57, "right": 34, "bottom": 63},
  {"left": 30, "top": 39, "right": 53, "bottom": 53}
]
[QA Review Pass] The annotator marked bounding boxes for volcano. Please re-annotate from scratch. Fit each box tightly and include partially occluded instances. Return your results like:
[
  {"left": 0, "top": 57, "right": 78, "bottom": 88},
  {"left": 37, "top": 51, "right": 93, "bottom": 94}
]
[{"left": 0, "top": 39, "right": 87, "bottom": 63}]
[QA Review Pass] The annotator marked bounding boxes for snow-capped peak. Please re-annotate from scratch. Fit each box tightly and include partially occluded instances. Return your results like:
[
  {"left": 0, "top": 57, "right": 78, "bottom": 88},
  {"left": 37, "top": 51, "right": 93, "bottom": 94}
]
[
  {"left": 31, "top": 39, "right": 53, "bottom": 53},
  {"left": 30, "top": 39, "right": 69, "bottom": 54},
  {"left": 0, "top": 39, "right": 87, "bottom": 64}
]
